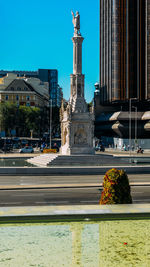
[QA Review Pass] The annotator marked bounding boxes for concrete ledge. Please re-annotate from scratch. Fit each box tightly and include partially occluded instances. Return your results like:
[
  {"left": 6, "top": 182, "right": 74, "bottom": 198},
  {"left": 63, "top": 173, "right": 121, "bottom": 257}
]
[
  {"left": 0, "top": 204, "right": 150, "bottom": 223},
  {"left": 0, "top": 182, "right": 150, "bottom": 190},
  {"left": 0, "top": 165, "right": 150, "bottom": 175}
]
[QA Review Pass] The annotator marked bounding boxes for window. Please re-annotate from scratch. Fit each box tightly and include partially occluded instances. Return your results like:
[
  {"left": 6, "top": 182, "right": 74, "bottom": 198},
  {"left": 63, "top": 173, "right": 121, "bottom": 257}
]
[
  {"left": 5, "top": 95, "right": 8, "bottom": 100},
  {"left": 17, "top": 87, "right": 21, "bottom": 91},
  {"left": 16, "top": 95, "right": 19, "bottom": 101},
  {"left": 50, "top": 70, "right": 57, "bottom": 77},
  {"left": 10, "top": 87, "right": 14, "bottom": 91},
  {"left": 26, "top": 102, "right": 30, "bottom": 107},
  {"left": 26, "top": 96, "right": 30, "bottom": 101},
  {"left": 24, "top": 87, "right": 28, "bottom": 91}
]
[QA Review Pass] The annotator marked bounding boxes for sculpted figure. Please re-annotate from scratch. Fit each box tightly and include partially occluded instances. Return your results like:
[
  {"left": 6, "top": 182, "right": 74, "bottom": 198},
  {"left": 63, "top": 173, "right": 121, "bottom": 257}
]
[{"left": 71, "top": 10, "right": 80, "bottom": 35}]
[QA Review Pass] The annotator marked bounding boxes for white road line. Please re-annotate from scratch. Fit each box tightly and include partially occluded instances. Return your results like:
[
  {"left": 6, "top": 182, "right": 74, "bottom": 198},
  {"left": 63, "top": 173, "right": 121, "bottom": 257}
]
[
  {"left": 0, "top": 202, "right": 22, "bottom": 205},
  {"left": 133, "top": 201, "right": 150, "bottom": 203},
  {"left": 131, "top": 192, "right": 144, "bottom": 194},
  {"left": 13, "top": 194, "right": 46, "bottom": 196},
  {"left": 80, "top": 200, "right": 98, "bottom": 203},
  {"left": 35, "top": 201, "right": 69, "bottom": 204}
]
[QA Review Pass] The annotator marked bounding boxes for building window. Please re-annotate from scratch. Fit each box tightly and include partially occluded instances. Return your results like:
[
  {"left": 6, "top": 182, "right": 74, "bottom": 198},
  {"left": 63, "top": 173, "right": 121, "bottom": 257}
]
[
  {"left": 16, "top": 95, "right": 19, "bottom": 101},
  {"left": 5, "top": 95, "right": 8, "bottom": 100},
  {"left": 26, "top": 102, "right": 30, "bottom": 107},
  {"left": 10, "top": 87, "right": 14, "bottom": 91},
  {"left": 26, "top": 96, "right": 30, "bottom": 101},
  {"left": 17, "top": 87, "right": 21, "bottom": 91},
  {"left": 24, "top": 87, "right": 28, "bottom": 91}
]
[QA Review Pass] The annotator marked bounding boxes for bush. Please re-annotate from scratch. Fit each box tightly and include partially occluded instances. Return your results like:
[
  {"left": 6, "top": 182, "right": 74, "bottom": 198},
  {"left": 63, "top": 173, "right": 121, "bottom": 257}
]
[{"left": 100, "top": 168, "right": 132, "bottom": 204}]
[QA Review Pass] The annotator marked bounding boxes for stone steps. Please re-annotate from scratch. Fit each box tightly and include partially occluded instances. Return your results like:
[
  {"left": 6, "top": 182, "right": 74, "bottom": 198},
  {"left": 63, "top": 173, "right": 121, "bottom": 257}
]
[
  {"left": 27, "top": 154, "right": 58, "bottom": 166},
  {"left": 27, "top": 154, "right": 118, "bottom": 167},
  {"left": 48, "top": 154, "right": 113, "bottom": 166}
]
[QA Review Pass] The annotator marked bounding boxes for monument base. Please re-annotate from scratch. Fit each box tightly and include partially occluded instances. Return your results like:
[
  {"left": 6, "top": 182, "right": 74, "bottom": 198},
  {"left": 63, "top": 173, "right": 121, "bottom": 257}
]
[{"left": 60, "top": 144, "right": 95, "bottom": 155}]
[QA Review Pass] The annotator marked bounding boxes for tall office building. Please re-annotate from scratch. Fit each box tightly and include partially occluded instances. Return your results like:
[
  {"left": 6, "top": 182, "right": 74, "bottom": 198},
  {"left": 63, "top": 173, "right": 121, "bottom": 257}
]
[{"left": 100, "top": 0, "right": 150, "bottom": 104}]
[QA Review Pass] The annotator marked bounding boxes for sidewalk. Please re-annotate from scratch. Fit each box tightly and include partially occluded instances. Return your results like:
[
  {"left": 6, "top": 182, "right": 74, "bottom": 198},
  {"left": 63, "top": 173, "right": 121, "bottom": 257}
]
[
  {"left": 99, "top": 148, "right": 150, "bottom": 157},
  {"left": 0, "top": 152, "right": 41, "bottom": 158},
  {"left": 1, "top": 204, "right": 150, "bottom": 222},
  {"left": 0, "top": 149, "right": 150, "bottom": 158}
]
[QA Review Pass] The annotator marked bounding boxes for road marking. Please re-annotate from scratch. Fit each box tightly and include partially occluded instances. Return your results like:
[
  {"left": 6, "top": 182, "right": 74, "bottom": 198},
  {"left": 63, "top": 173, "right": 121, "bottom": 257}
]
[
  {"left": 131, "top": 192, "right": 143, "bottom": 194},
  {"left": 35, "top": 201, "right": 69, "bottom": 204},
  {"left": 80, "top": 200, "right": 98, "bottom": 203},
  {"left": 133, "top": 199, "right": 150, "bottom": 202},
  {"left": 0, "top": 202, "right": 22, "bottom": 205},
  {"left": 13, "top": 193, "right": 46, "bottom": 196}
]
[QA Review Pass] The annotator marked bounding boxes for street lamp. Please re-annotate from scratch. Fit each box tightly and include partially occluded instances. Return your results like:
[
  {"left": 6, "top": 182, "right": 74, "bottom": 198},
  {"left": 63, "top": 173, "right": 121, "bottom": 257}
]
[
  {"left": 129, "top": 98, "right": 137, "bottom": 156},
  {"left": 49, "top": 99, "right": 52, "bottom": 149},
  {"left": 132, "top": 106, "right": 137, "bottom": 150}
]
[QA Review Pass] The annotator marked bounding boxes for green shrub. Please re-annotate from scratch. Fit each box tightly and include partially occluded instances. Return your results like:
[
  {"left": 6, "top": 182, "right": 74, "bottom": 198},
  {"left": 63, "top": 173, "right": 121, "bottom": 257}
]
[{"left": 100, "top": 168, "right": 132, "bottom": 204}]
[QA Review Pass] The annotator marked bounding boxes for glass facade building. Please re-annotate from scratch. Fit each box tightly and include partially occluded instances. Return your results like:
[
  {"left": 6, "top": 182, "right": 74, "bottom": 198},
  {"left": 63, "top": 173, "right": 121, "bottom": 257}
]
[{"left": 100, "top": 0, "right": 150, "bottom": 104}]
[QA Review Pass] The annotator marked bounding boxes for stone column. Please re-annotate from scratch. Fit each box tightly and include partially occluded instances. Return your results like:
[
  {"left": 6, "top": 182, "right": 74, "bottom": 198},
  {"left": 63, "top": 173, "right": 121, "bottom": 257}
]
[{"left": 72, "top": 36, "right": 84, "bottom": 75}]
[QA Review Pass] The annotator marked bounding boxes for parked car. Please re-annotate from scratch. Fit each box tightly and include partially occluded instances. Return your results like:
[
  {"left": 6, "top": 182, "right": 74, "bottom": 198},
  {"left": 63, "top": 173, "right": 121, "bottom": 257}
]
[
  {"left": 1, "top": 144, "right": 12, "bottom": 152},
  {"left": 95, "top": 144, "right": 105, "bottom": 152},
  {"left": 19, "top": 146, "right": 34, "bottom": 153}
]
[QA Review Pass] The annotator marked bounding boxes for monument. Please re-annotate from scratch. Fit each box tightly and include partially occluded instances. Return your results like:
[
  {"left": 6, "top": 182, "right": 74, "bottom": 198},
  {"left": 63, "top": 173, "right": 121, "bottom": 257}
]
[{"left": 60, "top": 11, "right": 95, "bottom": 155}]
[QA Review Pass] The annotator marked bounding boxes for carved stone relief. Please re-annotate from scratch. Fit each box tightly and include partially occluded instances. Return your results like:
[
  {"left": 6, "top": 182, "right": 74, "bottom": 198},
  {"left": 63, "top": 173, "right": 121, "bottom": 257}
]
[{"left": 74, "top": 127, "right": 87, "bottom": 145}]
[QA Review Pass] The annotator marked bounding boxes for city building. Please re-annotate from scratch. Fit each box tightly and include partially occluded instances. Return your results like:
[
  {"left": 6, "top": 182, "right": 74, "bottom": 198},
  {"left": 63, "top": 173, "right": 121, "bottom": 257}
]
[
  {"left": 0, "top": 69, "right": 63, "bottom": 107},
  {"left": 0, "top": 73, "right": 49, "bottom": 107},
  {"left": 95, "top": 0, "right": 150, "bottom": 143},
  {"left": 99, "top": 0, "right": 150, "bottom": 104}
]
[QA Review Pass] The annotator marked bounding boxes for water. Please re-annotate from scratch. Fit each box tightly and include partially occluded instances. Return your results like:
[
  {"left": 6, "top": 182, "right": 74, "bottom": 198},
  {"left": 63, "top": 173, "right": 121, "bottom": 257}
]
[
  {"left": 0, "top": 157, "right": 150, "bottom": 167},
  {"left": 0, "top": 158, "right": 34, "bottom": 167},
  {"left": 0, "top": 219, "right": 150, "bottom": 266}
]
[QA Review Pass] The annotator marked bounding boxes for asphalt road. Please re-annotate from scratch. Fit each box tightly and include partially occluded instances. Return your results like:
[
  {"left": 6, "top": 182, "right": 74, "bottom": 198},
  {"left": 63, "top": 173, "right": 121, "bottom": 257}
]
[
  {"left": 0, "top": 186, "right": 150, "bottom": 206},
  {"left": 0, "top": 174, "right": 150, "bottom": 206},
  {"left": 0, "top": 174, "right": 150, "bottom": 186}
]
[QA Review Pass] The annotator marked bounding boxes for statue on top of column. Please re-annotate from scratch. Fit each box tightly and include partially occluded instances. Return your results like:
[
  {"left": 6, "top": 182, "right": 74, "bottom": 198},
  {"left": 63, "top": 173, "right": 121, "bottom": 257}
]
[{"left": 71, "top": 10, "right": 80, "bottom": 35}]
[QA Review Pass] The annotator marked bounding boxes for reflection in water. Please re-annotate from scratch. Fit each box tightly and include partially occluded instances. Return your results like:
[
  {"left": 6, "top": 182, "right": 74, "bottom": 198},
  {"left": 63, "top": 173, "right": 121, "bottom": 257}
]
[
  {"left": 0, "top": 158, "right": 34, "bottom": 167},
  {"left": 70, "top": 224, "right": 83, "bottom": 266},
  {"left": 0, "top": 157, "right": 150, "bottom": 167},
  {"left": 0, "top": 220, "right": 150, "bottom": 266}
]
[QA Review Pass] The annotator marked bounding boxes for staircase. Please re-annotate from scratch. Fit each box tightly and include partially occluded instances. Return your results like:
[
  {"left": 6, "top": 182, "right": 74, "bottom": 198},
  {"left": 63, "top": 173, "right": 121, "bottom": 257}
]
[
  {"left": 27, "top": 154, "right": 117, "bottom": 167},
  {"left": 48, "top": 154, "right": 113, "bottom": 166},
  {"left": 27, "top": 154, "right": 58, "bottom": 167}
]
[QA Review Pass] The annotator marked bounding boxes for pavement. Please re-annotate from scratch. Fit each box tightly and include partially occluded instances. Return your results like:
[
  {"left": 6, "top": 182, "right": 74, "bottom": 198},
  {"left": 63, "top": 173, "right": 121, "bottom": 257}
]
[
  {"left": 0, "top": 148, "right": 150, "bottom": 158},
  {"left": 101, "top": 148, "right": 150, "bottom": 157},
  {"left": 1, "top": 204, "right": 150, "bottom": 222}
]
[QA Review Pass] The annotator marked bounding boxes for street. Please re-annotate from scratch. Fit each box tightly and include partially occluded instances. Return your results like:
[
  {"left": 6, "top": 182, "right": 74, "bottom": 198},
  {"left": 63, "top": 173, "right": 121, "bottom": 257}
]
[
  {"left": 0, "top": 174, "right": 150, "bottom": 206},
  {"left": 0, "top": 174, "right": 150, "bottom": 186},
  {"left": 0, "top": 186, "right": 150, "bottom": 206}
]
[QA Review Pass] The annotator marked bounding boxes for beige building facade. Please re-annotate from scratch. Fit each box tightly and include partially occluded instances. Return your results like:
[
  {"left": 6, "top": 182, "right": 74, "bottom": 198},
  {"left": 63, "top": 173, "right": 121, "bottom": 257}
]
[{"left": 0, "top": 73, "right": 49, "bottom": 107}]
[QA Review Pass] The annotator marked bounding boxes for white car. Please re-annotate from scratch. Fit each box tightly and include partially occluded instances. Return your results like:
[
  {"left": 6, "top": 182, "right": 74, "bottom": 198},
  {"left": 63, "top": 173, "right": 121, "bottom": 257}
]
[{"left": 19, "top": 146, "right": 34, "bottom": 153}]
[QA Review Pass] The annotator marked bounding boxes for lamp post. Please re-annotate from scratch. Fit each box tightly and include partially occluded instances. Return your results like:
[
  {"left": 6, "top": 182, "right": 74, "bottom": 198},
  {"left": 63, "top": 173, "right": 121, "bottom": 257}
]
[
  {"left": 132, "top": 106, "right": 137, "bottom": 150},
  {"left": 129, "top": 98, "right": 137, "bottom": 156},
  {"left": 49, "top": 99, "right": 52, "bottom": 149}
]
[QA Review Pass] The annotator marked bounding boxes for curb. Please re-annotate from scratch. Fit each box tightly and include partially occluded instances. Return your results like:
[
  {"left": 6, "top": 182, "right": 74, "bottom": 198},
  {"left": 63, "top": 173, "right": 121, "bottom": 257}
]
[
  {"left": 1, "top": 165, "right": 150, "bottom": 175},
  {"left": 0, "top": 182, "right": 150, "bottom": 190}
]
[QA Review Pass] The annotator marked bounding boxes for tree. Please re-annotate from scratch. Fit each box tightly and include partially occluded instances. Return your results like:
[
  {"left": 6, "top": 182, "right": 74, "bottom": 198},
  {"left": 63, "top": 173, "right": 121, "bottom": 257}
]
[
  {"left": 0, "top": 102, "right": 18, "bottom": 136},
  {"left": 100, "top": 168, "right": 132, "bottom": 204},
  {"left": 0, "top": 102, "right": 48, "bottom": 137}
]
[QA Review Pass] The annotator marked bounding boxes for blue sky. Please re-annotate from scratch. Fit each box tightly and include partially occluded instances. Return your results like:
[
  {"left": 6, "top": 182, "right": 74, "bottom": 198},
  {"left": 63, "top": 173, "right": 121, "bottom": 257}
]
[{"left": 0, "top": 0, "right": 99, "bottom": 102}]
